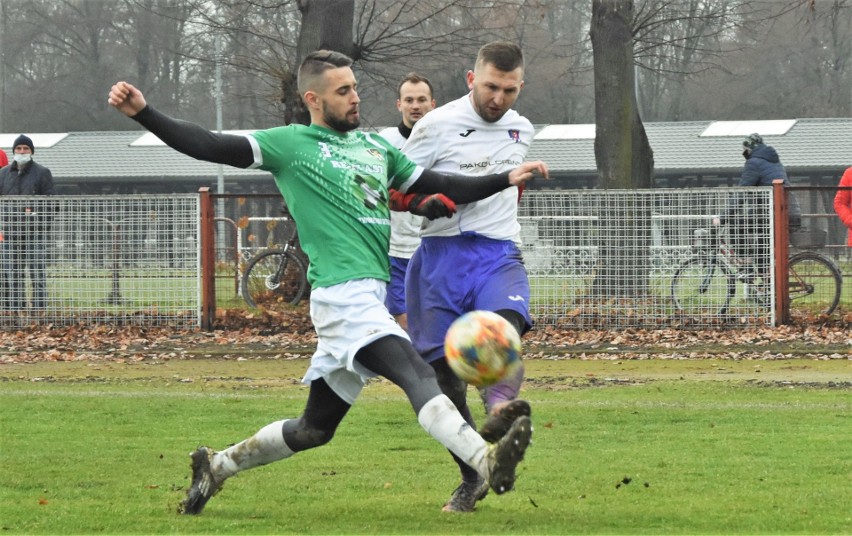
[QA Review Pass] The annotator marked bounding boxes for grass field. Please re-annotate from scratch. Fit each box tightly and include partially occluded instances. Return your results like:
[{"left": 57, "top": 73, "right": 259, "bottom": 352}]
[{"left": 1, "top": 357, "right": 849, "bottom": 535}]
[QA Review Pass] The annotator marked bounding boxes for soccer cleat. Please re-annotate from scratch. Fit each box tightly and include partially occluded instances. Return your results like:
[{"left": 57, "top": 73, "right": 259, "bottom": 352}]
[
  {"left": 179, "top": 447, "right": 224, "bottom": 515},
  {"left": 442, "top": 477, "right": 489, "bottom": 513},
  {"left": 479, "top": 399, "right": 531, "bottom": 443},
  {"left": 486, "top": 415, "right": 532, "bottom": 495}
]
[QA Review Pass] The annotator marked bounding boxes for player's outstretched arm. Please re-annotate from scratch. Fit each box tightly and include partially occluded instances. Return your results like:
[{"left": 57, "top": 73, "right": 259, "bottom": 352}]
[
  {"left": 408, "top": 160, "right": 548, "bottom": 205},
  {"left": 107, "top": 81, "right": 254, "bottom": 169}
]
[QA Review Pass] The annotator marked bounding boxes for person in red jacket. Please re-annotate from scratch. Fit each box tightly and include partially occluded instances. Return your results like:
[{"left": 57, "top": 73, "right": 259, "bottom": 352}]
[
  {"left": 0, "top": 148, "right": 8, "bottom": 168},
  {"left": 834, "top": 167, "right": 852, "bottom": 247}
]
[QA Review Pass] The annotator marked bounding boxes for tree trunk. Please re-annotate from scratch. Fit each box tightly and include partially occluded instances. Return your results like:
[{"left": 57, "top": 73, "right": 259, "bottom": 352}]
[
  {"left": 284, "top": 0, "right": 357, "bottom": 125},
  {"left": 590, "top": 0, "right": 653, "bottom": 189},
  {"left": 589, "top": 0, "right": 654, "bottom": 299}
]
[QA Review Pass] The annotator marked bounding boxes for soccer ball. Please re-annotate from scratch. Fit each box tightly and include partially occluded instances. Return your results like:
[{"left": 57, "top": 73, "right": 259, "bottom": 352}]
[{"left": 444, "top": 310, "right": 522, "bottom": 387}]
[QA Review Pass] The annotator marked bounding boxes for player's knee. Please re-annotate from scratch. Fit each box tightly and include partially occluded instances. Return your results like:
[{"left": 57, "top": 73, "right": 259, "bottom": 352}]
[{"left": 282, "top": 418, "right": 335, "bottom": 452}]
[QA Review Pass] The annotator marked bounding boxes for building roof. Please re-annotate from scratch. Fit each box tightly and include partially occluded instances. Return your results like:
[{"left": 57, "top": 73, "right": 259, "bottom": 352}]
[
  {"left": 2, "top": 117, "right": 849, "bottom": 182},
  {"left": 526, "top": 117, "right": 852, "bottom": 176},
  {"left": 0, "top": 130, "right": 269, "bottom": 181}
]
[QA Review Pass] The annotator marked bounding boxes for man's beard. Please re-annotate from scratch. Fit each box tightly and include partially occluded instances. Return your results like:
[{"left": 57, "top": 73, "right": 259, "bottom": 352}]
[
  {"left": 323, "top": 103, "right": 359, "bottom": 132},
  {"left": 471, "top": 93, "right": 507, "bottom": 123}
]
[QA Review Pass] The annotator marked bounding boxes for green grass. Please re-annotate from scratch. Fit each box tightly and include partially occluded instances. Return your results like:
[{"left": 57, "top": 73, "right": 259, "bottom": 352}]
[{"left": 1, "top": 359, "right": 850, "bottom": 534}]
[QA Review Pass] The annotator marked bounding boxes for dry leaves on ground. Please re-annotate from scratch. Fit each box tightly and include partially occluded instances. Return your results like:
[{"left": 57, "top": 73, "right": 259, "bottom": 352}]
[{"left": 0, "top": 306, "right": 848, "bottom": 364}]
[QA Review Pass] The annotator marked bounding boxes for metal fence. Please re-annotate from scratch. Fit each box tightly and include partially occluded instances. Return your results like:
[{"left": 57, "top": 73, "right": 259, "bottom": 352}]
[
  {"left": 209, "top": 185, "right": 846, "bottom": 330},
  {"left": 1, "top": 188, "right": 844, "bottom": 330},
  {"left": 519, "top": 188, "right": 778, "bottom": 327},
  {"left": 0, "top": 195, "right": 200, "bottom": 328}
]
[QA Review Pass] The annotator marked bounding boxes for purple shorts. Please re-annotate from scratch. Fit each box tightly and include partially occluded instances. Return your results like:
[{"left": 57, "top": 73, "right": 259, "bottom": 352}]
[
  {"left": 385, "top": 256, "right": 410, "bottom": 316},
  {"left": 405, "top": 234, "right": 531, "bottom": 363}
]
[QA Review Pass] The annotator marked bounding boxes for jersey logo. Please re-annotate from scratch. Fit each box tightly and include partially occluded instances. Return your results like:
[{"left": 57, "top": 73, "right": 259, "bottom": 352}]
[
  {"left": 366, "top": 148, "right": 383, "bottom": 159},
  {"left": 459, "top": 129, "right": 476, "bottom": 137},
  {"left": 508, "top": 295, "right": 525, "bottom": 302},
  {"left": 508, "top": 129, "right": 521, "bottom": 143}
]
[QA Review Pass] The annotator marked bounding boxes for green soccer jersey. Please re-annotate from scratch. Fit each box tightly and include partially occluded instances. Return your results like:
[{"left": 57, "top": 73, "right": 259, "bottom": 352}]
[{"left": 249, "top": 124, "right": 420, "bottom": 289}]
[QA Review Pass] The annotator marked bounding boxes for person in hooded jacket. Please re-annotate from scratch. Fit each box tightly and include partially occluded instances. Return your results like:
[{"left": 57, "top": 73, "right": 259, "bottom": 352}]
[
  {"left": 0, "top": 134, "right": 56, "bottom": 311},
  {"left": 717, "top": 133, "right": 801, "bottom": 283},
  {"left": 834, "top": 167, "right": 852, "bottom": 248}
]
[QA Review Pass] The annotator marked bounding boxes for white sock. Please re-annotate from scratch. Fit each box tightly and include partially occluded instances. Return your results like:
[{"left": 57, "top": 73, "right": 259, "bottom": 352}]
[
  {"left": 417, "top": 395, "right": 490, "bottom": 478},
  {"left": 211, "top": 420, "right": 295, "bottom": 479}
]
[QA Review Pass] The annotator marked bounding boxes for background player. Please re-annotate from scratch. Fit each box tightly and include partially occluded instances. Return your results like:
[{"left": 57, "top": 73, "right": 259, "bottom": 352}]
[{"left": 379, "top": 72, "right": 436, "bottom": 330}]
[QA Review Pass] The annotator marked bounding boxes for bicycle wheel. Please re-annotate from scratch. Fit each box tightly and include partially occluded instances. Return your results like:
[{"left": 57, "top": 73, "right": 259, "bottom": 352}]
[
  {"left": 241, "top": 249, "right": 308, "bottom": 308},
  {"left": 671, "top": 257, "right": 736, "bottom": 320},
  {"left": 787, "top": 252, "right": 842, "bottom": 320}
]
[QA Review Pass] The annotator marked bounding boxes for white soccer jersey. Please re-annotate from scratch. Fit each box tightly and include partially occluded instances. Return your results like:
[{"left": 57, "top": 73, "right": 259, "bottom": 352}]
[
  {"left": 402, "top": 94, "right": 534, "bottom": 243},
  {"left": 379, "top": 125, "right": 424, "bottom": 258},
  {"left": 378, "top": 125, "right": 407, "bottom": 148}
]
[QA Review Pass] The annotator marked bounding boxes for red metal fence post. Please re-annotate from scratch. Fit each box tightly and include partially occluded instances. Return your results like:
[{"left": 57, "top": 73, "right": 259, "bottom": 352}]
[
  {"left": 772, "top": 180, "right": 790, "bottom": 325},
  {"left": 199, "top": 187, "right": 216, "bottom": 330}
]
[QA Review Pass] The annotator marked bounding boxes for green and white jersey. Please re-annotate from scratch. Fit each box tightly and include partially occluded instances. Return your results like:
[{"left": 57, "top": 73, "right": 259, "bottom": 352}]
[{"left": 246, "top": 124, "right": 422, "bottom": 289}]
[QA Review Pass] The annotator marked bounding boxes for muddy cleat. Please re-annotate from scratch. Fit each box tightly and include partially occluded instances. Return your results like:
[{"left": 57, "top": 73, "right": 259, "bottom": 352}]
[
  {"left": 479, "top": 399, "right": 531, "bottom": 443},
  {"left": 486, "top": 415, "right": 532, "bottom": 495},
  {"left": 442, "top": 477, "right": 489, "bottom": 513},
  {"left": 179, "top": 447, "right": 223, "bottom": 515}
]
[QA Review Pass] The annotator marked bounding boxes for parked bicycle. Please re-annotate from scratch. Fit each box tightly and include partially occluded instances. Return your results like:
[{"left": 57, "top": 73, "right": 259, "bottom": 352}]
[
  {"left": 240, "top": 217, "right": 309, "bottom": 309},
  {"left": 670, "top": 224, "right": 842, "bottom": 323}
]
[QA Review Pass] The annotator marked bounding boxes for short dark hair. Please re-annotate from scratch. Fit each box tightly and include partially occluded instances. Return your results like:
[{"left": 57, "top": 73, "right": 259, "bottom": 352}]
[
  {"left": 297, "top": 50, "right": 354, "bottom": 94},
  {"left": 397, "top": 72, "right": 434, "bottom": 99},
  {"left": 475, "top": 41, "right": 524, "bottom": 73}
]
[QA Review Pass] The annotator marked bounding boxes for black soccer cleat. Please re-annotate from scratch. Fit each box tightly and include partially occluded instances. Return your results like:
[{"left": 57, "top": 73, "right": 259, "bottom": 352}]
[
  {"left": 486, "top": 415, "right": 532, "bottom": 495},
  {"left": 179, "top": 447, "right": 223, "bottom": 515},
  {"left": 479, "top": 399, "right": 531, "bottom": 443},
  {"left": 442, "top": 477, "right": 489, "bottom": 513}
]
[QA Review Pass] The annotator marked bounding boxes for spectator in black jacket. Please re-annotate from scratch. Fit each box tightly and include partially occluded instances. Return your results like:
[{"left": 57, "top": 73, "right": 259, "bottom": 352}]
[{"left": 0, "top": 134, "right": 56, "bottom": 311}]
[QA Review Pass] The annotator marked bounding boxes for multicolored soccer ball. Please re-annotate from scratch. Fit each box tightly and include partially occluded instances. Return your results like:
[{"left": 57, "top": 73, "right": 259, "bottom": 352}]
[{"left": 444, "top": 310, "right": 522, "bottom": 387}]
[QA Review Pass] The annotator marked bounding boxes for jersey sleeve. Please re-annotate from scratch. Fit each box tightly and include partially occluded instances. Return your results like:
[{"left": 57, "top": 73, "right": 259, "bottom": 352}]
[{"left": 249, "top": 126, "right": 295, "bottom": 173}]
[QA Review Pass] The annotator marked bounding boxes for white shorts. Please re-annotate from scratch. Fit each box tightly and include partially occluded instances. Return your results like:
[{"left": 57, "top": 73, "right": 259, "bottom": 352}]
[{"left": 302, "top": 278, "right": 410, "bottom": 405}]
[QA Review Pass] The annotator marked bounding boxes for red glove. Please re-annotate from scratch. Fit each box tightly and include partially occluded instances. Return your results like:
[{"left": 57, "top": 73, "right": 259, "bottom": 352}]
[{"left": 389, "top": 190, "right": 456, "bottom": 220}]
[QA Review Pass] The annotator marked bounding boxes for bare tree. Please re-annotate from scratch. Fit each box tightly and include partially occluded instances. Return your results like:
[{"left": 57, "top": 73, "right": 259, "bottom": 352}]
[
  {"left": 591, "top": 0, "right": 654, "bottom": 190},
  {"left": 588, "top": 0, "right": 655, "bottom": 298},
  {"left": 631, "top": 0, "right": 759, "bottom": 121},
  {"left": 174, "top": 0, "right": 505, "bottom": 128},
  {"left": 1, "top": 0, "right": 850, "bottom": 131}
]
